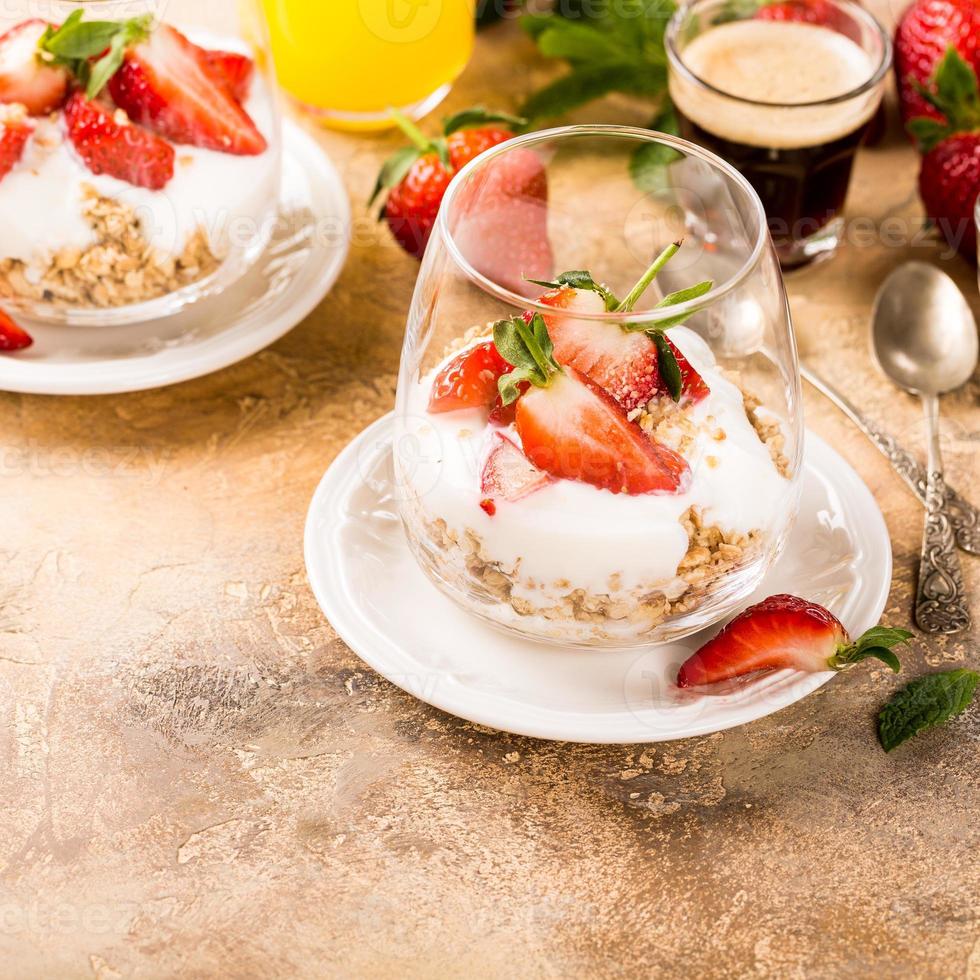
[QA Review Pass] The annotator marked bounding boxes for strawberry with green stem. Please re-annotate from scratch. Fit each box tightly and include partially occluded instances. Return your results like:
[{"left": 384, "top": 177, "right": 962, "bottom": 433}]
[
  {"left": 676, "top": 593, "right": 913, "bottom": 688},
  {"left": 527, "top": 240, "right": 713, "bottom": 410},
  {"left": 371, "top": 107, "right": 553, "bottom": 291},
  {"left": 492, "top": 310, "right": 691, "bottom": 495},
  {"left": 908, "top": 46, "right": 980, "bottom": 259}
]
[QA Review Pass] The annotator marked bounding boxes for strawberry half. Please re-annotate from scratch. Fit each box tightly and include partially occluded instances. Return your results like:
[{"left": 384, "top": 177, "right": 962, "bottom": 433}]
[
  {"left": 480, "top": 432, "right": 554, "bottom": 508},
  {"left": 0, "top": 102, "right": 32, "bottom": 182},
  {"left": 0, "top": 20, "right": 70, "bottom": 116},
  {"left": 0, "top": 308, "right": 32, "bottom": 351},
  {"left": 428, "top": 340, "right": 512, "bottom": 413},
  {"left": 64, "top": 93, "right": 175, "bottom": 190},
  {"left": 199, "top": 49, "right": 254, "bottom": 103},
  {"left": 676, "top": 594, "right": 912, "bottom": 688},
  {"left": 108, "top": 23, "right": 266, "bottom": 155},
  {"left": 516, "top": 368, "right": 690, "bottom": 495},
  {"left": 539, "top": 286, "right": 667, "bottom": 412}
]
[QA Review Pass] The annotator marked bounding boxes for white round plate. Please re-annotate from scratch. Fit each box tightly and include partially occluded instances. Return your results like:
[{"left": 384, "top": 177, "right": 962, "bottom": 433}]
[
  {"left": 305, "top": 415, "right": 892, "bottom": 744},
  {"left": 0, "top": 119, "right": 350, "bottom": 395}
]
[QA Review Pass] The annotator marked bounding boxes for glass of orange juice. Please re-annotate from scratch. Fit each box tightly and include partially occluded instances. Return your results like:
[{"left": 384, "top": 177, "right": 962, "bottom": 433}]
[{"left": 259, "top": 0, "right": 476, "bottom": 130}]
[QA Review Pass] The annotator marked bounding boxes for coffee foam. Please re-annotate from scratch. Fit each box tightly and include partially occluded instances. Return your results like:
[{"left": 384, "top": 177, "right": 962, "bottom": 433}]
[{"left": 669, "top": 19, "right": 879, "bottom": 149}]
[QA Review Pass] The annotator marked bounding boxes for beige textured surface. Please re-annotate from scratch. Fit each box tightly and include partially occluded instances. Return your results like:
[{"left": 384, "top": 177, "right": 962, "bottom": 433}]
[{"left": 2, "top": 17, "right": 980, "bottom": 980}]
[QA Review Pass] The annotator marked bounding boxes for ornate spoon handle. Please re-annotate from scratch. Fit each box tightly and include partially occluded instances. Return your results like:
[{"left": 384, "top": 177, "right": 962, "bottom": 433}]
[
  {"left": 915, "top": 395, "right": 971, "bottom": 635},
  {"left": 801, "top": 365, "right": 980, "bottom": 556}
]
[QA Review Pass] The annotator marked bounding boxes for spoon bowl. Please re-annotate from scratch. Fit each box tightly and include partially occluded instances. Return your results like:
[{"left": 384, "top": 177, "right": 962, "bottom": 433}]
[{"left": 871, "top": 262, "right": 978, "bottom": 395}]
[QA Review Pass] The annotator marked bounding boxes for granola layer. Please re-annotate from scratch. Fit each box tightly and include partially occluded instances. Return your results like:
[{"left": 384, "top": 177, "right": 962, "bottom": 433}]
[{"left": 0, "top": 186, "right": 220, "bottom": 308}]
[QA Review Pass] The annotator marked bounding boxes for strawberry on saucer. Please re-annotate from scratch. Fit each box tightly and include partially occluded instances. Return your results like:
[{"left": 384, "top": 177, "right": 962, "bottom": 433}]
[{"left": 397, "top": 242, "right": 796, "bottom": 646}]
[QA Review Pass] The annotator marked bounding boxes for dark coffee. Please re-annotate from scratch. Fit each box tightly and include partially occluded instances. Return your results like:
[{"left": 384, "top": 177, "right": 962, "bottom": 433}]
[{"left": 675, "top": 112, "right": 868, "bottom": 265}]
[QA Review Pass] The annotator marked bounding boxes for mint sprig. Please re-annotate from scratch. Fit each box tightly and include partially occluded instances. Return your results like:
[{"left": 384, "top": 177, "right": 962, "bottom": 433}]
[
  {"left": 493, "top": 313, "right": 561, "bottom": 405},
  {"left": 878, "top": 668, "right": 979, "bottom": 752},
  {"left": 40, "top": 12, "right": 151, "bottom": 100},
  {"left": 520, "top": 1, "right": 676, "bottom": 121},
  {"left": 907, "top": 46, "right": 980, "bottom": 153}
]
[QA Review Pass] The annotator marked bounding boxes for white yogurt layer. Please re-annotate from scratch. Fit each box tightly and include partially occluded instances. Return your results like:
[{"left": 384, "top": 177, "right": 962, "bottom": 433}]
[
  {"left": 0, "top": 35, "right": 278, "bottom": 271},
  {"left": 400, "top": 326, "right": 791, "bottom": 600}
]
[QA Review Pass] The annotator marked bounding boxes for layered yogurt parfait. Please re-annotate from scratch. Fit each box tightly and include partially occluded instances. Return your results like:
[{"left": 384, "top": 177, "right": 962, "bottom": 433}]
[
  {"left": 0, "top": 9, "right": 279, "bottom": 321},
  {"left": 397, "top": 241, "right": 796, "bottom": 647}
]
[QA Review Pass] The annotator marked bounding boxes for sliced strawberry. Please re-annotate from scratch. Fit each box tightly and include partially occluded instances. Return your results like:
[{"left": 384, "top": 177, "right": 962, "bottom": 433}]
[
  {"left": 537, "top": 287, "right": 710, "bottom": 409},
  {"left": 199, "top": 48, "right": 254, "bottom": 103},
  {"left": 665, "top": 335, "right": 710, "bottom": 404},
  {"left": 0, "top": 103, "right": 32, "bottom": 181},
  {"left": 480, "top": 432, "right": 554, "bottom": 507},
  {"left": 515, "top": 367, "right": 691, "bottom": 495},
  {"left": 64, "top": 93, "right": 174, "bottom": 190},
  {"left": 452, "top": 146, "right": 554, "bottom": 295},
  {"left": 676, "top": 594, "right": 911, "bottom": 688},
  {"left": 0, "top": 20, "right": 69, "bottom": 116},
  {"left": 108, "top": 24, "right": 266, "bottom": 156},
  {"left": 428, "top": 341, "right": 512, "bottom": 413},
  {"left": 0, "top": 308, "right": 32, "bottom": 351}
]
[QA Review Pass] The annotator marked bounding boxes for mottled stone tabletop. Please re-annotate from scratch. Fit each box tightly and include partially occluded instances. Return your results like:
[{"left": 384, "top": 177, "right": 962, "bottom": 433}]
[{"left": 3, "top": 15, "right": 980, "bottom": 980}]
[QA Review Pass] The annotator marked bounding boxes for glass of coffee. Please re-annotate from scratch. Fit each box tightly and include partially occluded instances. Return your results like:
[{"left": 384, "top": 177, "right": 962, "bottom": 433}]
[{"left": 666, "top": 0, "right": 891, "bottom": 268}]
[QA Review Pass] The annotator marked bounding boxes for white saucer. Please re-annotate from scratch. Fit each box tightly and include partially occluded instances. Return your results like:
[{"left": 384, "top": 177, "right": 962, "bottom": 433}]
[
  {"left": 305, "top": 415, "right": 892, "bottom": 744},
  {"left": 0, "top": 119, "right": 350, "bottom": 395}
]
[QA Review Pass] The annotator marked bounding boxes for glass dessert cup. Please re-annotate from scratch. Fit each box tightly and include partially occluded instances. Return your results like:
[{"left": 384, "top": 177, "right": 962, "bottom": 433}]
[
  {"left": 0, "top": 0, "right": 282, "bottom": 327},
  {"left": 666, "top": 0, "right": 891, "bottom": 269},
  {"left": 393, "top": 126, "right": 805, "bottom": 649}
]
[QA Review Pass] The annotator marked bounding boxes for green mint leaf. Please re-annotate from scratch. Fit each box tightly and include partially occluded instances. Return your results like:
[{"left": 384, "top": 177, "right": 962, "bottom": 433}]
[
  {"left": 369, "top": 146, "right": 421, "bottom": 206},
  {"left": 86, "top": 31, "right": 128, "bottom": 99},
  {"left": 878, "top": 669, "right": 979, "bottom": 752},
  {"left": 650, "top": 331, "right": 683, "bottom": 402},
  {"left": 535, "top": 20, "right": 625, "bottom": 64},
  {"left": 630, "top": 104, "right": 682, "bottom": 193},
  {"left": 521, "top": 65, "right": 640, "bottom": 120},
  {"left": 442, "top": 107, "right": 527, "bottom": 135}
]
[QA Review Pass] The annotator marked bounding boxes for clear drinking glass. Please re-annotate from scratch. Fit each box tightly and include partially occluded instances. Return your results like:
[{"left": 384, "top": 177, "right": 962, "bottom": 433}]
[
  {"left": 393, "top": 126, "right": 805, "bottom": 649},
  {"left": 0, "top": 0, "right": 282, "bottom": 326},
  {"left": 666, "top": 0, "right": 891, "bottom": 268},
  {"left": 259, "top": 0, "right": 475, "bottom": 131}
]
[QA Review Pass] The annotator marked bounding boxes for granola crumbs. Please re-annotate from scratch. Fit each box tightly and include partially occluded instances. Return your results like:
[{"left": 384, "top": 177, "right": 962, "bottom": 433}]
[
  {"left": 0, "top": 185, "right": 220, "bottom": 308},
  {"left": 743, "top": 390, "right": 791, "bottom": 477}
]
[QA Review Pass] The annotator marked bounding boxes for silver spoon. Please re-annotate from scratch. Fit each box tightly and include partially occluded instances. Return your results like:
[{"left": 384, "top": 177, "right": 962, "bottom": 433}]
[{"left": 871, "top": 262, "right": 976, "bottom": 635}]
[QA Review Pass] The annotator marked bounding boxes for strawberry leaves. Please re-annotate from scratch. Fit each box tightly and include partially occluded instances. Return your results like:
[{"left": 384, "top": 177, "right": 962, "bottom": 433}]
[
  {"left": 908, "top": 46, "right": 980, "bottom": 152},
  {"left": 442, "top": 107, "right": 526, "bottom": 135},
  {"left": 40, "top": 12, "right": 151, "bottom": 100},
  {"left": 493, "top": 313, "right": 560, "bottom": 404},
  {"left": 829, "top": 625, "right": 912, "bottom": 673},
  {"left": 878, "top": 668, "right": 979, "bottom": 752},
  {"left": 526, "top": 271, "right": 618, "bottom": 309}
]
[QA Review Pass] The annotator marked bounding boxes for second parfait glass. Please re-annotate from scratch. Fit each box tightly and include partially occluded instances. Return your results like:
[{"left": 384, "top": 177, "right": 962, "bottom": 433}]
[{"left": 394, "top": 126, "right": 804, "bottom": 649}]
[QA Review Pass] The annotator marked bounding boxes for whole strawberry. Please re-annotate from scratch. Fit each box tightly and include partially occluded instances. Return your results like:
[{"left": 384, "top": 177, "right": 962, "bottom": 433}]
[
  {"left": 895, "top": 0, "right": 980, "bottom": 125},
  {"left": 371, "top": 107, "right": 527, "bottom": 259},
  {"left": 909, "top": 47, "right": 980, "bottom": 258}
]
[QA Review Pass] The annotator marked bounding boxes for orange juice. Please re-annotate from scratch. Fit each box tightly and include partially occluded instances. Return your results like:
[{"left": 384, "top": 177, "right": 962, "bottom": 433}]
[{"left": 260, "top": 0, "right": 476, "bottom": 130}]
